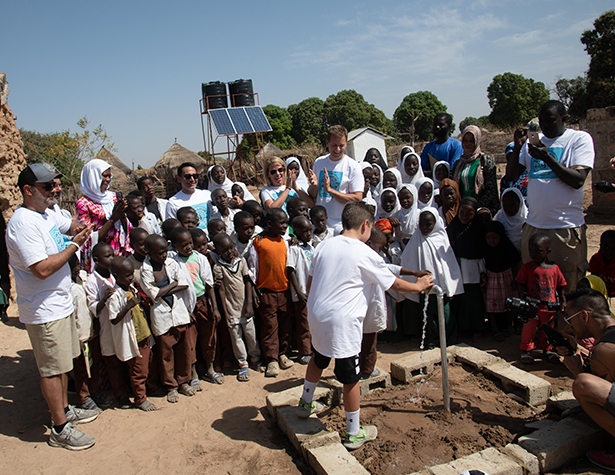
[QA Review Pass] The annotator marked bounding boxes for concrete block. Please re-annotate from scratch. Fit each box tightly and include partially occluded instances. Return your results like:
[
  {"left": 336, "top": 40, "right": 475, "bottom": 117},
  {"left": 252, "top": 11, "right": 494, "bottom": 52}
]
[
  {"left": 483, "top": 362, "right": 551, "bottom": 405},
  {"left": 428, "top": 447, "right": 523, "bottom": 475},
  {"left": 266, "top": 386, "right": 331, "bottom": 421},
  {"left": 275, "top": 405, "right": 332, "bottom": 455},
  {"left": 547, "top": 391, "right": 579, "bottom": 412},
  {"left": 390, "top": 348, "right": 443, "bottom": 383},
  {"left": 327, "top": 368, "right": 391, "bottom": 403},
  {"left": 518, "top": 413, "right": 605, "bottom": 472},
  {"left": 306, "top": 442, "right": 370, "bottom": 475},
  {"left": 451, "top": 344, "right": 503, "bottom": 370},
  {"left": 501, "top": 444, "right": 540, "bottom": 475}
]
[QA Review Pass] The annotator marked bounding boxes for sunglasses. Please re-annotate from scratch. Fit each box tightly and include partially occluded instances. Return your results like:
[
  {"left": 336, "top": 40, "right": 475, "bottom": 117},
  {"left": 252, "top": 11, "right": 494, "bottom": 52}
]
[
  {"left": 269, "top": 168, "right": 285, "bottom": 175},
  {"left": 35, "top": 182, "right": 55, "bottom": 192},
  {"left": 563, "top": 309, "right": 584, "bottom": 324},
  {"left": 182, "top": 173, "right": 199, "bottom": 180}
]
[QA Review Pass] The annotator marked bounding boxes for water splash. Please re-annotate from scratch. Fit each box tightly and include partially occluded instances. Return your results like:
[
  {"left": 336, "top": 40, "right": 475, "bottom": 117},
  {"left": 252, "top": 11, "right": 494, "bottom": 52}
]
[{"left": 410, "top": 294, "right": 430, "bottom": 403}]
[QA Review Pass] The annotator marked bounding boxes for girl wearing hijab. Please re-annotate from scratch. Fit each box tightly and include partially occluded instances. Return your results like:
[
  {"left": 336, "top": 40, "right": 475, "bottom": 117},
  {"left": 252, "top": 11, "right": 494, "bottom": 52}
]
[
  {"left": 362, "top": 147, "right": 388, "bottom": 171},
  {"left": 207, "top": 164, "right": 234, "bottom": 195},
  {"left": 447, "top": 197, "right": 486, "bottom": 340},
  {"left": 398, "top": 151, "right": 424, "bottom": 187},
  {"left": 484, "top": 220, "right": 521, "bottom": 341},
  {"left": 377, "top": 187, "right": 400, "bottom": 220},
  {"left": 382, "top": 168, "right": 402, "bottom": 191},
  {"left": 438, "top": 178, "right": 461, "bottom": 226},
  {"left": 432, "top": 160, "right": 451, "bottom": 199},
  {"left": 390, "top": 184, "right": 419, "bottom": 245},
  {"left": 370, "top": 164, "right": 383, "bottom": 203},
  {"left": 285, "top": 157, "right": 310, "bottom": 194},
  {"left": 401, "top": 208, "right": 463, "bottom": 346},
  {"left": 494, "top": 187, "right": 528, "bottom": 254},
  {"left": 414, "top": 177, "right": 435, "bottom": 209},
  {"left": 229, "top": 181, "right": 256, "bottom": 209},
  {"left": 76, "top": 159, "right": 129, "bottom": 272},
  {"left": 453, "top": 125, "right": 500, "bottom": 216}
]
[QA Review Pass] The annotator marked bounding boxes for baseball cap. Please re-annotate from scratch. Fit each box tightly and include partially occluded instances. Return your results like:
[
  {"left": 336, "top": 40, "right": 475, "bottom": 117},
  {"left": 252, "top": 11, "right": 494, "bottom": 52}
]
[{"left": 17, "top": 163, "right": 62, "bottom": 190}]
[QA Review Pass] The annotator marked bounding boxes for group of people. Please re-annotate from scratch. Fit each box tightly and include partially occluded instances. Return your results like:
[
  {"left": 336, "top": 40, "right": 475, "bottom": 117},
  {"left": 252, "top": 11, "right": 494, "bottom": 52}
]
[{"left": 6, "top": 100, "right": 615, "bottom": 467}]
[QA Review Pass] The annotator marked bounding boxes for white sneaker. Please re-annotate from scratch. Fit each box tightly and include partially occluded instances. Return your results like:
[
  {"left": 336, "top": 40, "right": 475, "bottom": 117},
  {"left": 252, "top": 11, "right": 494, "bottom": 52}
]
[
  {"left": 65, "top": 405, "right": 99, "bottom": 424},
  {"left": 279, "top": 354, "right": 294, "bottom": 370},
  {"left": 48, "top": 422, "right": 95, "bottom": 451},
  {"left": 265, "top": 361, "right": 280, "bottom": 377},
  {"left": 343, "top": 425, "right": 378, "bottom": 450}
]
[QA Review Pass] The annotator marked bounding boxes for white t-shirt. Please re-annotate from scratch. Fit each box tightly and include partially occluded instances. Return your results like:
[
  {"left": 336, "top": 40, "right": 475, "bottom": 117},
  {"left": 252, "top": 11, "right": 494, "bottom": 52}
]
[
  {"left": 6, "top": 207, "right": 74, "bottom": 324},
  {"left": 287, "top": 242, "right": 314, "bottom": 301},
  {"left": 105, "top": 285, "right": 141, "bottom": 362},
  {"left": 519, "top": 128, "right": 594, "bottom": 229},
  {"left": 307, "top": 235, "right": 396, "bottom": 358},
  {"left": 312, "top": 154, "right": 364, "bottom": 227},
  {"left": 166, "top": 189, "right": 212, "bottom": 230}
]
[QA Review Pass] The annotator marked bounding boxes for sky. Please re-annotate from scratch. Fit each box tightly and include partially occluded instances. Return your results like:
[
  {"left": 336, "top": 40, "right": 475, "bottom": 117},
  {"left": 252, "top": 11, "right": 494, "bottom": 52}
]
[{"left": 3, "top": 0, "right": 613, "bottom": 168}]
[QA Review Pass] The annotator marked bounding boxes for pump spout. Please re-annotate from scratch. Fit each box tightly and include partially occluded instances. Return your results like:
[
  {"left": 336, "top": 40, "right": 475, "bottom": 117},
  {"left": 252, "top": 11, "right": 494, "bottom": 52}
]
[{"left": 431, "top": 284, "right": 450, "bottom": 412}]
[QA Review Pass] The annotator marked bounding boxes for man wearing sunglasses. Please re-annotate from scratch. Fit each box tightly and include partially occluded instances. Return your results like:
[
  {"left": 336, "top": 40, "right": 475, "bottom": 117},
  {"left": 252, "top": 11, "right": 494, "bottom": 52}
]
[
  {"left": 557, "top": 288, "right": 615, "bottom": 470},
  {"left": 166, "top": 162, "right": 212, "bottom": 230},
  {"left": 6, "top": 163, "right": 97, "bottom": 450}
]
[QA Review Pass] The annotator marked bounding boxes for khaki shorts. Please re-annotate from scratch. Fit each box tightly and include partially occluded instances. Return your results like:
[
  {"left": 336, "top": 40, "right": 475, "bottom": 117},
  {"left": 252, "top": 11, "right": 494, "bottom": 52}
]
[
  {"left": 26, "top": 313, "right": 80, "bottom": 378},
  {"left": 521, "top": 223, "right": 588, "bottom": 291}
]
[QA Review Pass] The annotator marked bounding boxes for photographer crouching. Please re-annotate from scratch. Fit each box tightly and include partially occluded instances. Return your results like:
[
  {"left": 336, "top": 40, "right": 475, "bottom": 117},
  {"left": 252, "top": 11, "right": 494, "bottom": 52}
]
[{"left": 556, "top": 288, "right": 615, "bottom": 470}]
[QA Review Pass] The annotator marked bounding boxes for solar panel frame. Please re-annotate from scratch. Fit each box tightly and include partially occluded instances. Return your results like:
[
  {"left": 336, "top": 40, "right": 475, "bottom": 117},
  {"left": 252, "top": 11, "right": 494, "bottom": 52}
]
[
  {"left": 245, "top": 106, "right": 272, "bottom": 132},
  {"left": 209, "top": 109, "right": 236, "bottom": 136},
  {"left": 208, "top": 106, "right": 272, "bottom": 136},
  {"left": 227, "top": 108, "right": 254, "bottom": 134}
]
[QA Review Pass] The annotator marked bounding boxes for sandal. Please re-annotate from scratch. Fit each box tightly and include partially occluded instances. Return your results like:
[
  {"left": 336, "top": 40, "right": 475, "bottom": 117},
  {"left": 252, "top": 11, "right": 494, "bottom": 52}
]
[
  {"left": 544, "top": 350, "right": 561, "bottom": 364},
  {"left": 178, "top": 383, "right": 197, "bottom": 397},
  {"left": 207, "top": 372, "right": 225, "bottom": 385},
  {"left": 520, "top": 352, "right": 534, "bottom": 364},
  {"left": 167, "top": 390, "right": 180, "bottom": 403},
  {"left": 190, "top": 378, "right": 203, "bottom": 392},
  {"left": 136, "top": 399, "right": 157, "bottom": 412},
  {"left": 237, "top": 367, "right": 250, "bottom": 382}
]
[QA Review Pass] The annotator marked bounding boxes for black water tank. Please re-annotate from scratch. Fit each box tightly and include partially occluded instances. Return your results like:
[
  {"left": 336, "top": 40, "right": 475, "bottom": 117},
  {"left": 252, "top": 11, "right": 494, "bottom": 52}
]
[
  {"left": 229, "top": 79, "right": 254, "bottom": 107},
  {"left": 201, "top": 81, "right": 228, "bottom": 110}
]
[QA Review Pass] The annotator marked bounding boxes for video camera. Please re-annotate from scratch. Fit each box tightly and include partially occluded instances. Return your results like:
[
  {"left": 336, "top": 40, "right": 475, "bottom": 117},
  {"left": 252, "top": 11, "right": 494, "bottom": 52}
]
[{"left": 505, "top": 295, "right": 574, "bottom": 355}]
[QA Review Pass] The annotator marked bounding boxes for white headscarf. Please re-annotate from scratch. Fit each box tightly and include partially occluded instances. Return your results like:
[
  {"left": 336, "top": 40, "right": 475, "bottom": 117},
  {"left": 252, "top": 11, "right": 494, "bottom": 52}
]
[
  {"left": 398, "top": 151, "right": 424, "bottom": 186},
  {"left": 285, "top": 157, "right": 309, "bottom": 193},
  {"left": 383, "top": 168, "right": 403, "bottom": 192},
  {"left": 370, "top": 163, "right": 383, "bottom": 202},
  {"left": 414, "top": 177, "right": 435, "bottom": 209},
  {"left": 494, "top": 187, "right": 528, "bottom": 253},
  {"left": 377, "top": 187, "right": 400, "bottom": 219},
  {"left": 432, "top": 160, "right": 451, "bottom": 195},
  {"left": 398, "top": 145, "right": 415, "bottom": 165},
  {"left": 392, "top": 184, "right": 419, "bottom": 241},
  {"left": 401, "top": 207, "right": 463, "bottom": 301},
  {"left": 80, "top": 159, "right": 115, "bottom": 218},
  {"left": 231, "top": 181, "right": 257, "bottom": 202},
  {"left": 208, "top": 165, "right": 234, "bottom": 195}
]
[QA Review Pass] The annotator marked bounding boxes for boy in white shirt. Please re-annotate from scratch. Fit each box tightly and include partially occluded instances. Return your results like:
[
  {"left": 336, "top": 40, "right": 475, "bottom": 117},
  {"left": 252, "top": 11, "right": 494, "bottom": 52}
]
[{"left": 296, "top": 202, "right": 433, "bottom": 450}]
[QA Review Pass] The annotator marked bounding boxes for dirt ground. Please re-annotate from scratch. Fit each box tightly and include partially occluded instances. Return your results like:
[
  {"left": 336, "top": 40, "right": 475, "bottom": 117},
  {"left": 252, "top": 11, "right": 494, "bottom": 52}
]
[
  {"left": 321, "top": 363, "right": 542, "bottom": 475},
  {"left": 1, "top": 186, "right": 613, "bottom": 474}
]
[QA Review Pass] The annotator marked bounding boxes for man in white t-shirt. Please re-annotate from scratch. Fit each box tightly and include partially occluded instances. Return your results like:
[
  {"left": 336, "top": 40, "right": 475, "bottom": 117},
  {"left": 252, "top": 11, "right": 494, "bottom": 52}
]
[
  {"left": 506, "top": 100, "right": 595, "bottom": 290},
  {"left": 166, "top": 162, "right": 212, "bottom": 230},
  {"left": 308, "top": 125, "right": 364, "bottom": 232},
  {"left": 6, "top": 163, "right": 98, "bottom": 450}
]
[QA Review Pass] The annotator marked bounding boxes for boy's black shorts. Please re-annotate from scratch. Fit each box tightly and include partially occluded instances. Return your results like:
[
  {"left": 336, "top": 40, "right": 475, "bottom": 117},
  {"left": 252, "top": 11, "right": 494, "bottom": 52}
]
[{"left": 312, "top": 348, "right": 360, "bottom": 385}]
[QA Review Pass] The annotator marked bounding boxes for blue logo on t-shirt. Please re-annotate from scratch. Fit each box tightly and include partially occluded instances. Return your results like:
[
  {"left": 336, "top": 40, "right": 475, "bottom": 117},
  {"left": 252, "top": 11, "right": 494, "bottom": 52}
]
[
  {"left": 192, "top": 203, "right": 210, "bottom": 230},
  {"left": 529, "top": 147, "right": 563, "bottom": 180},
  {"left": 48, "top": 224, "right": 68, "bottom": 252},
  {"left": 318, "top": 170, "right": 343, "bottom": 198}
]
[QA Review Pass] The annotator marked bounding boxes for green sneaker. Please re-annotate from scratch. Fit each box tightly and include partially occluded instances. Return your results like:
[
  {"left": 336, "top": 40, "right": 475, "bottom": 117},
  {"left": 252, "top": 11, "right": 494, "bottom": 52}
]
[
  {"left": 296, "top": 398, "right": 325, "bottom": 418},
  {"left": 343, "top": 425, "right": 378, "bottom": 450}
]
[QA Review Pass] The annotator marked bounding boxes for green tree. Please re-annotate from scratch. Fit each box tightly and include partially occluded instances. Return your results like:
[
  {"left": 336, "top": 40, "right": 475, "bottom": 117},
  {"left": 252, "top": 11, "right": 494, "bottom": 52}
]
[
  {"left": 20, "top": 116, "right": 115, "bottom": 190},
  {"left": 323, "top": 90, "right": 394, "bottom": 137},
  {"left": 394, "top": 91, "right": 448, "bottom": 142},
  {"left": 262, "top": 104, "right": 295, "bottom": 149},
  {"left": 581, "top": 10, "right": 615, "bottom": 109},
  {"left": 288, "top": 97, "right": 327, "bottom": 145},
  {"left": 459, "top": 116, "right": 491, "bottom": 132},
  {"left": 487, "top": 73, "right": 550, "bottom": 128},
  {"left": 552, "top": 76, "right": 588, "bottom": 121}
]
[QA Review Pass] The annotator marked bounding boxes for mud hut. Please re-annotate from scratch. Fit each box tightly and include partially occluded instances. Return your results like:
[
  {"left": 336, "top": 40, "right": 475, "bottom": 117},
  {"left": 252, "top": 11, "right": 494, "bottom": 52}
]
[
  {"left": 96, "top": 146, "right": 135, "bottom": 195},
  {"left": 153, "top": 141, "right": 208, "bottom": 198}
]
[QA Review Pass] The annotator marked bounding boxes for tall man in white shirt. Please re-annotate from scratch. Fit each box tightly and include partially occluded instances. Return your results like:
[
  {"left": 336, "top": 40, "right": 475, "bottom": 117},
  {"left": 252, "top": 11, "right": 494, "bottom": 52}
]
[
  {"left": 6, "top": 164, "right": 98, "bottom": 450},
  {"left": 308, "top": 125, "right": 365, "bottom": 233},
  {"left": 166, "top": 162, "right": 212, "bottom": 230},
  {"left": 506, "top": 100, "right": 595, "bottom": 290}
]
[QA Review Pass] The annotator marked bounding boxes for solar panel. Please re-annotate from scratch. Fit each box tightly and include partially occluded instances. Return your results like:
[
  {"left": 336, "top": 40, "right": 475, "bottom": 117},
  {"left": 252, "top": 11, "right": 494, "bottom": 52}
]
[
  {"left": 208, "top": 106, "right": 272, "bottom": 136},
  {"left": 228, "top": 108, "right": 253, "bottom": 134},
  {"left": 209, "top": 109, "right": 235, "bottom": 135},
  {"left": 245, "top": 106, "right": 272, "bottom": 132}
]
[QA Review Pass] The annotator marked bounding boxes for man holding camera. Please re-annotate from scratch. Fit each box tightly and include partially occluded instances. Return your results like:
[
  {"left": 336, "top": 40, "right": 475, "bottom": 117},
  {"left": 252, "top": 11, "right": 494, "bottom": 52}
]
[
  {"left": 558, "top": 288, "right": 615, "bottom": 470},
  {"left": 506, "top": 100, "right": 594, "bottom": 291}
]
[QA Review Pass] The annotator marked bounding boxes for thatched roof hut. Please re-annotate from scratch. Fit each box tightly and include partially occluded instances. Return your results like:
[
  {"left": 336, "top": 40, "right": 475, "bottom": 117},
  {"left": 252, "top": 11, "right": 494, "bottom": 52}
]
[
  {"left": 154, "top": 141, "right": 209, "bottom": 198},
  {"left": 95, "top": 147, "right": 135, "bottom": 194}
]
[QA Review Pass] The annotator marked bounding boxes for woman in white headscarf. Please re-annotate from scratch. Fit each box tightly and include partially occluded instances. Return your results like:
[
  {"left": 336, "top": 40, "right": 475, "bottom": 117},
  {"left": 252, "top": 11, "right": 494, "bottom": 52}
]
[
  {"left": 207, "top": 164, "right": 234, "bottom": 195},
  {"left": 76, "top": 159, "right": 129, "bottom": 272},
  {"left": 494, "top": 187, "right": 528, "bottom": 254},
  {"left": 285, "top": 157, "right": 310, "bottom": 194},
  {"left": 414, "top": 177, "right": 435, "bottom": 209}
]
